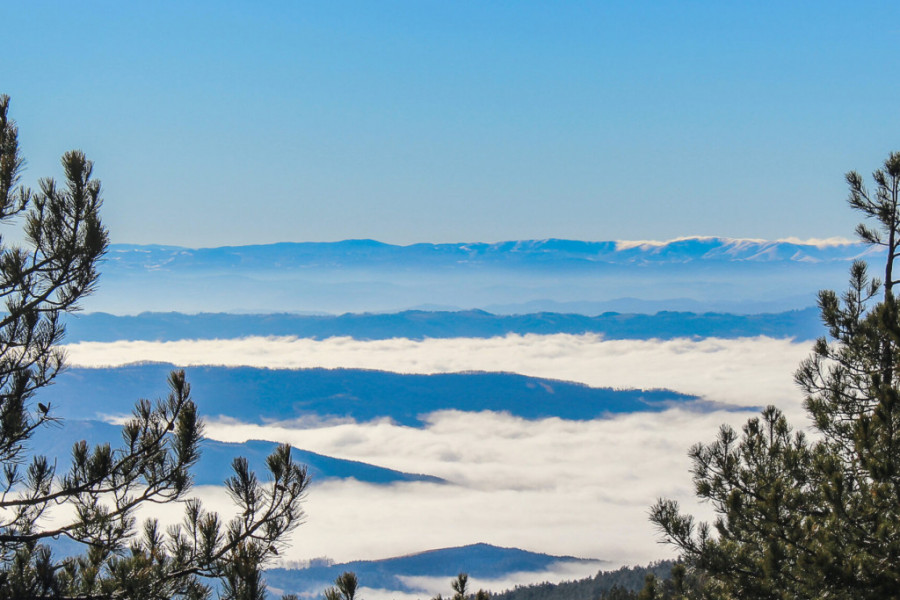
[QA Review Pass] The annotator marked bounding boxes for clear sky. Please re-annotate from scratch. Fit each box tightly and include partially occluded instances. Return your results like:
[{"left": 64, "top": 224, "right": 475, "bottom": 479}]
[{"left": 3, "top": 1, "right": 899, "bottom": 247}]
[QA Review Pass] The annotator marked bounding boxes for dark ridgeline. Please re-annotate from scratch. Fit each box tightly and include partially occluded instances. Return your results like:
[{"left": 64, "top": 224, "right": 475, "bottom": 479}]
[
  {"left": 47, "top": 365, "right": 704, "bottom": 427},
  {"left": 62, "top": 307, "right": 824, "bottom": 343},
  {"left": 490, "top": 561, "right": 680, "bottom": 600},
  {"left": 266, "top": 544, "right": 607, "bottom": 598}
]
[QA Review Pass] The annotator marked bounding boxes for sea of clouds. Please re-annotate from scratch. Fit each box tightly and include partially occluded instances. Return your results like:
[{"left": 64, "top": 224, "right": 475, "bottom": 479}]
[
  {"left": 63, "top": 334, "right": 808, "bottom": 412},
  {"left": 60, "top": 334, "right": 816, "bottom": 597}
]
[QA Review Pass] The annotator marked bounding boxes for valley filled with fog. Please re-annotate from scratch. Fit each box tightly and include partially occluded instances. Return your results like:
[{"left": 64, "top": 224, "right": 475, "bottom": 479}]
[{"left": 39, "top": 237, "right": 852, "bottom": 598}]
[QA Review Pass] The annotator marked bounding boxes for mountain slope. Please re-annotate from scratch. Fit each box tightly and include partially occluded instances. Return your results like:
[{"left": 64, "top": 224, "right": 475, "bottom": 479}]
[
  {"left": 45, "top": 365, "right": 702, "bottom": 427},
  {"left": 30, "top": 420, "right": 443, "bottom": 486},
  {"left": 266, "top": 543, "right": 601, "bottom": 596}
]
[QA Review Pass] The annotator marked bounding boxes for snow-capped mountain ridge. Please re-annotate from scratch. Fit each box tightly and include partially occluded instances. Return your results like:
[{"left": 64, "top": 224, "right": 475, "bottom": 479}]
[
  {"left": 88, "top": 237, "right": 877, "bottom": 314},
  {"left": 105, "top": 236, "right": 875, "bottom": 271}
]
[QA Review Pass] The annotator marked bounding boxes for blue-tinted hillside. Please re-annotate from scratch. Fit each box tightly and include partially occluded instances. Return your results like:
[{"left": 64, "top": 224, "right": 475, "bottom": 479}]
[
  {"left": 30, "top": 419, "right": 443, "bottom": 486},
  {"left": 266, "top": 543, "right": 600, "bottom": 596},
  {"left": 46, "top": 365, "right": 702, "bottom": 427}
]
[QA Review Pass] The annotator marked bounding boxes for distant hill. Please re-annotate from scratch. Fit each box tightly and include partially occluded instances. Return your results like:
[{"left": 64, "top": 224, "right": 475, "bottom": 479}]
[
  {"left": 266, "top": 543, "right": 602, "bottom": 596},
  {"left": 30, "top": 419, "right": 444, "bottom": 487},
  {"left": 45, "top": 365, "right": 704, "bottom": 427},
  {"left": 61, "top": 307, "right": 824, "bottom": 343},
  {"left": 82, "top": 238, "right": 869, "bottom": 314}
]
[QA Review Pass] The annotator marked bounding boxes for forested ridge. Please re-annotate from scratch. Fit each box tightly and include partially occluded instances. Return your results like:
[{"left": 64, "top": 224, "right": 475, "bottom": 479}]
[{"left": 490, "top": 561, "right": 677, "bottom": 600}]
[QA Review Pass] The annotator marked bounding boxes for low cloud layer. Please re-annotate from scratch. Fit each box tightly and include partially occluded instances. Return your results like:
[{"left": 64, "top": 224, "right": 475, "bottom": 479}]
[
  {"left": 63, "top": 334, "right": 810, "bottom": 412},
  {"left": 192, "top": 406, "right": 773, "bottom": 569},
  {"left": 59, "top": 334, "right": 819, "bottom": 590}
]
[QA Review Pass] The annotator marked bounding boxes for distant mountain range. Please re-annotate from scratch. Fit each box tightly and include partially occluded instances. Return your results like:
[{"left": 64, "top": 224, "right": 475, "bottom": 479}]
[
  {"left": 82, "top": 238, "right": 874, "bottom": 314},
  {"left": 105, "top": 237, "right": 874, "bottom": 270},
  {"left": 265, "top": 543, "right": 602, "bottom": 597},
  {"left": 46, "top": 365, "right": 703, "bottom": 427},
  {"left": 62, "top": 307, "right": 824, "bottom": 343}
]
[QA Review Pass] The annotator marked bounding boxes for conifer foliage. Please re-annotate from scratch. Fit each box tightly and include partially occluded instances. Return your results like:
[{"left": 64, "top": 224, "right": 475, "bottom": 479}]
[
  {"left": 651, "top": 152, "right": 900, "bottom": 598},
  {"left": 323, "top": 572, "right": 359, "bottom": 600},
  {"left": 431, "top": 573, "right": 489, "bottom": 600},
  {"left": 0, "top": 96, "right": 308, "bottom": 598}
]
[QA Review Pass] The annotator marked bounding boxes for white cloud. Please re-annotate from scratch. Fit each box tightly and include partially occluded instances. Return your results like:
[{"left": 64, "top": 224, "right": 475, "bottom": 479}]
[
  {"left": 192, "top": 406, "right": 755, "bottom": 568},
  {"left": 58, "top": 334, "right": 819, "bottom": 585},
  {"left": 63, "top": 334, "right": 810, "bottom": 413}
]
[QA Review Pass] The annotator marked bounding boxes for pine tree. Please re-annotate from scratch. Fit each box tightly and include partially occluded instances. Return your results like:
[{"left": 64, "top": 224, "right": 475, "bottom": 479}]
[
  {"left": 431, "top": 573, "right": 488, "bottom": 600},
  {"left": 0, "top": 96, "right": 308, "bottom": 598},
  {"left": 323, "top": 572, "right": 358, "bottom": 600},
  {"left": 452, "top": 573, "right": 469, "bottom": 600},
  {"left": 650, "top": 152, "right": 900, "bottom": 598}
]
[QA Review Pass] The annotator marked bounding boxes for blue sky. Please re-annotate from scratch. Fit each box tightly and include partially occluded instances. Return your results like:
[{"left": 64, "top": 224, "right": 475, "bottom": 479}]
[{"left": 3, "top": 1, "right": 899, "bottom": 246}]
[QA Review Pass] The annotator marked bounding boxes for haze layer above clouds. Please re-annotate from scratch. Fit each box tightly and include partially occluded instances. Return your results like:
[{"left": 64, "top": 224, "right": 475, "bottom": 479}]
[{"left": 87, "top": 238, "right": 862, "bottom": 314}]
